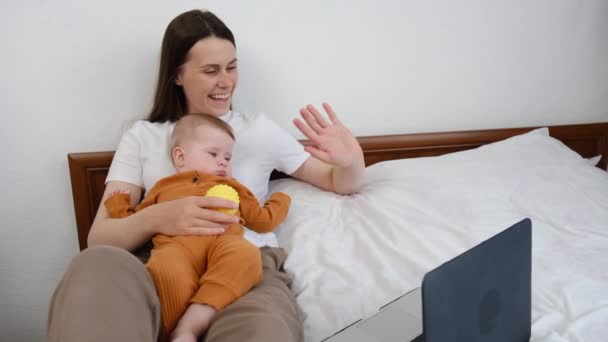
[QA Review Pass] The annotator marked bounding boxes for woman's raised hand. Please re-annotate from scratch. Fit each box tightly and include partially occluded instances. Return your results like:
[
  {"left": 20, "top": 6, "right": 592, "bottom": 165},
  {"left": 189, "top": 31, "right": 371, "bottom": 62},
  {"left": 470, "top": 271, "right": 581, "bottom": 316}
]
[
  {"left": 153, "top": 195, "right": 240, "bottom": 236},
  {"left": 293, "top": 103, "right": 363, "bottom": 168}
]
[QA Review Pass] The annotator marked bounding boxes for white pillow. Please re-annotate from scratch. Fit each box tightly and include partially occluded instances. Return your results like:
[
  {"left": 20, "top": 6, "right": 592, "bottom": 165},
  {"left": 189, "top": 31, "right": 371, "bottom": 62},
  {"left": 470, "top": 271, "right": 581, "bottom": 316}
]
[
  {"left": 534, "top": 126, "right": 550, "bottom": 136},
  {"left": 520, "top": 126, "right": 601, "bottom": 168},
  {"left": 361, "top": 126, "right": 590, "bottom": 184},
  {"left": 519, "top": 126, "right": 601, "bottom": 168},
  {"left": 586, "top": 155, "right": 602, "bottom": 167}
]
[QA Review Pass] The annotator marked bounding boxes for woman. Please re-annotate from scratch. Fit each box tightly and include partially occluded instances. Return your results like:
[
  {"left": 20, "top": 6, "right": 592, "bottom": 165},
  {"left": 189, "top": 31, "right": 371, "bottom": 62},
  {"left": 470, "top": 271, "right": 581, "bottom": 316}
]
[{"left": 48, "top": 9, "right": 364, "bottom": 342}]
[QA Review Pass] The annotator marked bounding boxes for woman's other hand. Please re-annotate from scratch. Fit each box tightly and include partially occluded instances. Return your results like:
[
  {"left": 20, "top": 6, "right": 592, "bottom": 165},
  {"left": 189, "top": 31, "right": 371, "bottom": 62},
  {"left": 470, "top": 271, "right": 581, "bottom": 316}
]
[
  {"left": 89, "top": 181, "right": 241, "bottom": 250},
  {"left": 152, "top": 195, "right": 240, "bottom": 236},
  {"left": 293, "top": 102, "right": 363, "bottom": 168},
  {"left": 291, "top": 102, "right": 365, "bottom": 195}
]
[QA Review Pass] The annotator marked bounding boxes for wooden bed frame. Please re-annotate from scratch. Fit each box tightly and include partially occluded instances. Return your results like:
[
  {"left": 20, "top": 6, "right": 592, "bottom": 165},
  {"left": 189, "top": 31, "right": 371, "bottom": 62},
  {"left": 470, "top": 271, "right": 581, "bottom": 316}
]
[{"left": 68, "top": 122, "right": 608, "bottom": 251}]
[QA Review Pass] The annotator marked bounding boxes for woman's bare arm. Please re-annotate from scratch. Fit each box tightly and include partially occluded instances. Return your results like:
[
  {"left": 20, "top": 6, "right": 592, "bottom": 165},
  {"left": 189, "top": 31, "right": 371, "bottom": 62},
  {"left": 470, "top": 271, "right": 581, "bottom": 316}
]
[
  {"left": 291, "top": 154, "right": 364, "bottom": 195},
  {"left": 88, "top": 180, "right": 239, "bottom": 251}
]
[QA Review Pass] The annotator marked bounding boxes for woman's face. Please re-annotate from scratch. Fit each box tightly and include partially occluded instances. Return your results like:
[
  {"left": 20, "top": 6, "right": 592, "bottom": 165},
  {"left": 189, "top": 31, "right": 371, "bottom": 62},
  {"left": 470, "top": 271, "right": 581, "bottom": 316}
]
[{"left": 176, "top": 37, "right": 238, "bottom": 116}]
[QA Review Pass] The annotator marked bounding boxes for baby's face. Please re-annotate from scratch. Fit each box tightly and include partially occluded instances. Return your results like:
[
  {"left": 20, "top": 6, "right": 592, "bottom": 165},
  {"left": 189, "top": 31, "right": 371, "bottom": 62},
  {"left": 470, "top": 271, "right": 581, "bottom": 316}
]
[{"left": 177, "top": 125, "right": 234, "bottom": 177}]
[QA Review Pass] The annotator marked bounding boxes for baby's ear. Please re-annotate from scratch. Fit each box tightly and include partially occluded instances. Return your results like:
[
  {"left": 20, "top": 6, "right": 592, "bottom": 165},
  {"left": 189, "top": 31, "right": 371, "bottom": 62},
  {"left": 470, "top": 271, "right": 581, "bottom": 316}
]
[{"left": 172, "top": 146, "right": 185, "bottom": 167}]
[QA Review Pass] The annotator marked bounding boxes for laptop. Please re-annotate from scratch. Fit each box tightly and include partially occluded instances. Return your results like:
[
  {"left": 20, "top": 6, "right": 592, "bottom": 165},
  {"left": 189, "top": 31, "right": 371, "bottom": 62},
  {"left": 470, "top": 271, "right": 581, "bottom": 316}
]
[{"left": 323, "top": 218, "right": 532, "bottom": 342}]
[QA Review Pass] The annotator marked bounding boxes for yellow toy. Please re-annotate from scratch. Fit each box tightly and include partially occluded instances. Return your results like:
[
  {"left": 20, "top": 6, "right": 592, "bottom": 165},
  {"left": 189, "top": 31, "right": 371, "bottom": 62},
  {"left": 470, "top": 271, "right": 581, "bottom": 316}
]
[{"left": 205, "top": 184, "right": 240, "bottom": 215}]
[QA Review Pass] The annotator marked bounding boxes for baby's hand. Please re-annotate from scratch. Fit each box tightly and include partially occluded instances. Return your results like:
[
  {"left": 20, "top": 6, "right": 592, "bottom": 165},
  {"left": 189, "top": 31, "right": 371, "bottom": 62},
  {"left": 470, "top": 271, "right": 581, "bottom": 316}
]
[
  {"left": 109, "top": 189, "right": 130, "bottom": 197},
  {"left": 104, "top": 189, "right": 133, "bottom": 219}
]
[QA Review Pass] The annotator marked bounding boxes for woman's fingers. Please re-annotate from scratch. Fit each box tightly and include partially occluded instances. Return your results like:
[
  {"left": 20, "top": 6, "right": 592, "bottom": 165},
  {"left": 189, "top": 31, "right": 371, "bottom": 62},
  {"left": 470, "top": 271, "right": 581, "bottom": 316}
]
[
  {"left": 305, "top": 104, "right": 330, "bottom": 128},
  {"left": 194, "top": 195, "right": 237, "bottom": 209},
  {"left": 190, "top": 196, "right": 239, "bottom": 224},
  {"left": 300, "top": 107, "right": 324, "bottom": 134},
  {"left": 293, "top": 103, "right": 350, "bottom": 162},
  {"left": 304, "top": 145, "right": 331, "bottom": 164},
  {"left": 193, "top": 207, "right": 239, "bottom": 224},
  {"left": 191, "top": 217, "right": 228, "bottom": 229},
  {"left": 293, "top": 117, "right": 320, "bottom": 141},
  {"left": 295, "top": 104, "right": 335, "bottom": 141},
  {"left": 179, "top": 198, "right": 237, "bottom": 235},
  {"left": 186, "top": 227, "right": 227, "bottom": 235},
  {"left": 299, "top": 103, "right": 339, "bottom": 135},
  {"left": 322, "top": 102, "right": 343, "bottom": 126}
]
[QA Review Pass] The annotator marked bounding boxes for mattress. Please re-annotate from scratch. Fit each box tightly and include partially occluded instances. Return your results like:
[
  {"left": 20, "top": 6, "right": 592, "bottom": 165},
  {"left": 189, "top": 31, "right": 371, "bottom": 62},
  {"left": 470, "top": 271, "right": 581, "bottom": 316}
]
[{"left": 269, "top": 128, "right": 608, "bottom": 342}]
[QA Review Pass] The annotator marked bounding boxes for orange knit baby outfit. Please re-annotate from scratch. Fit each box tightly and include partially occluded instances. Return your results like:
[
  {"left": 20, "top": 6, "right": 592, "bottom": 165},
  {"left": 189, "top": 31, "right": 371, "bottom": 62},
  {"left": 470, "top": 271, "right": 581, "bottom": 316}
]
[{"left": 104, "top": 170, "right": 291, "bottom": 334}]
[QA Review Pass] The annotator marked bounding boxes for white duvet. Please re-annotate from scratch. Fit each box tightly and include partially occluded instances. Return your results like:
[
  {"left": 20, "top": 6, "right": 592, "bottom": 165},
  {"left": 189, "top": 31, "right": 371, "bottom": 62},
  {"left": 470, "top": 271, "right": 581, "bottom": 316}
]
[{"left": 269, "top": 128, "right": 608, "bottom": 342}]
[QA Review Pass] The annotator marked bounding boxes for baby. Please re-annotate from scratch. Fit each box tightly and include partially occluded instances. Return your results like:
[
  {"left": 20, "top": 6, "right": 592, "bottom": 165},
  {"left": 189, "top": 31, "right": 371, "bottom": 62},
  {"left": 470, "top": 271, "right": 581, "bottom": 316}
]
[{"left": 104, "top": 114, "right": 291, "bottom": 342}]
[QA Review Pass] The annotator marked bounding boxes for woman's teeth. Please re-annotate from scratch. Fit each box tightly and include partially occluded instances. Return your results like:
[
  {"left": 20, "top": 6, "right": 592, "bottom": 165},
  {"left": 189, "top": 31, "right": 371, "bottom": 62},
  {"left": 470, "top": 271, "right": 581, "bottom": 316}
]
[{"left": 210, "top": 93, "right": 229, "bottom": 100}]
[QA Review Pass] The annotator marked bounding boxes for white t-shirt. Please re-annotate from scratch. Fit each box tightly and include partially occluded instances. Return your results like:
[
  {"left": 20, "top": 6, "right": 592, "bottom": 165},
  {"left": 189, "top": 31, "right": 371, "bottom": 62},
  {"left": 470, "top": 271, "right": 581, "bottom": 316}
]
[{"left": 106, "top": 111, "right": 310, "bottom": 247}]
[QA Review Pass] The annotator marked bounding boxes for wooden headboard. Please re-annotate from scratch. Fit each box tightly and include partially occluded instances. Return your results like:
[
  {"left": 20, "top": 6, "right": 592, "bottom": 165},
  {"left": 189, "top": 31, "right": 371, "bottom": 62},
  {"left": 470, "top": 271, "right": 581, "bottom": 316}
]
[{"left": 69, "top": 122, "right": 608, "bottom": 250}]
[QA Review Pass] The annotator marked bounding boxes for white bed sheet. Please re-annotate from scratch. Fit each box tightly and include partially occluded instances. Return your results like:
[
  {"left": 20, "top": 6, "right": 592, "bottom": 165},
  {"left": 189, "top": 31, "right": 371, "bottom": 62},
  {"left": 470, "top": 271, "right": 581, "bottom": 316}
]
[{"left": 269, "top": 128, "right": 608, "bottom": 342}]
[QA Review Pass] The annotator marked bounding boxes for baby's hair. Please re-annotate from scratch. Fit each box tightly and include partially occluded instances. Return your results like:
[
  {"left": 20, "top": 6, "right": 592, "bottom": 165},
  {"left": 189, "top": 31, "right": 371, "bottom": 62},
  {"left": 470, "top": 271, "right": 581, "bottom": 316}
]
[{"left": 171, "top": 114, "right": 235, "bottom": 150}]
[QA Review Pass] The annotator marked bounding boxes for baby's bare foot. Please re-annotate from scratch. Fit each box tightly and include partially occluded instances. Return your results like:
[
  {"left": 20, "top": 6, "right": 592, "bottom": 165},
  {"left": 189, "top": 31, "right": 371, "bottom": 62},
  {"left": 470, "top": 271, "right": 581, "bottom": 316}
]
[{"left": 171, "top": 303, "right": 217, "bottom": 342}]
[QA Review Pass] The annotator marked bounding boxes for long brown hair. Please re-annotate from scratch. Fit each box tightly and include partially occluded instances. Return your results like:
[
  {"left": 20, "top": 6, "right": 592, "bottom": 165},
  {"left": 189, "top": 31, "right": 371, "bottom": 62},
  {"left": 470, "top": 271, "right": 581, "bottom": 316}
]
[{"left": 148, "top": 10, "right": 235, "bottom": 123}]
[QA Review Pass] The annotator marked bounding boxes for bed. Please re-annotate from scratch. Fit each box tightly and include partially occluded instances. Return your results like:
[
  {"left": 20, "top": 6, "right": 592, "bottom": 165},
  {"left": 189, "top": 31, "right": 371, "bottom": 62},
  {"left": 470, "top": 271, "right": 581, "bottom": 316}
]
[{"left": 68, "top": 122, "right": 608, "bottom": 342}]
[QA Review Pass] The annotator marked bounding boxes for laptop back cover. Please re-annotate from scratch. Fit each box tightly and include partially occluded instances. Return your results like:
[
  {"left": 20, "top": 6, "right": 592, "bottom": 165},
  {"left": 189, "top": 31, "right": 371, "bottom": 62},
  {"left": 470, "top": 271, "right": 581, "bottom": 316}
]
[{"left": 421, "top": 218, "right": 532, "bottom": 342}]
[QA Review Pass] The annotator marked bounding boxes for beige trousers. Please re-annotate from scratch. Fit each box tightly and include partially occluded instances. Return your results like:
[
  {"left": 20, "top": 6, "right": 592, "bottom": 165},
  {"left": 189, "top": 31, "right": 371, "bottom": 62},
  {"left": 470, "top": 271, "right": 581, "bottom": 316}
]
[{"left": 47, "top": 245, "right": 303, "bottom": 342}]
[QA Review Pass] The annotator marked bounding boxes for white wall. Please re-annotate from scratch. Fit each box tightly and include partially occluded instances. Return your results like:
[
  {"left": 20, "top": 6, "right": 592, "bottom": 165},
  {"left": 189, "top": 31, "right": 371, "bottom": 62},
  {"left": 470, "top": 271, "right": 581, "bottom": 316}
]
[{"left": 1, "top": 0, "right": 606, "bottom": 340}]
